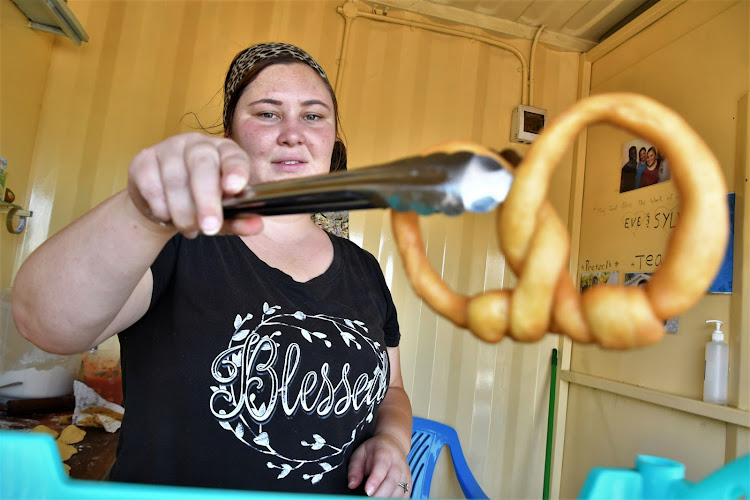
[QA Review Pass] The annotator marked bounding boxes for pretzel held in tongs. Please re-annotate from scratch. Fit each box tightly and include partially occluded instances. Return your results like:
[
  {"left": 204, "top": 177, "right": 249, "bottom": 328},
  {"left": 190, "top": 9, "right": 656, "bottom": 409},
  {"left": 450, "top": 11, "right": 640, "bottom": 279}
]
[{"left": 391, "top": 93, "right": 728, "bottom": 349}]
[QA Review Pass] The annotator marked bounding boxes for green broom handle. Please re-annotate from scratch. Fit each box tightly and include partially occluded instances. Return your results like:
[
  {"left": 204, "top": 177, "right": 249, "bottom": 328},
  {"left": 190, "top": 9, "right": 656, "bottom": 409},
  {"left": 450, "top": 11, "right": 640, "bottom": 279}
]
[{"left": 543, "top": 348, "right": 558, "bottom": 500}]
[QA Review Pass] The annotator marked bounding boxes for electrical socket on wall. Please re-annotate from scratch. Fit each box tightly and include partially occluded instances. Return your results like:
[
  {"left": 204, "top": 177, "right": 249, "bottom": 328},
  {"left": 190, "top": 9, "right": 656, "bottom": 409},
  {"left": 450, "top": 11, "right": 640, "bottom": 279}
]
[{"left": 510, "top": 104, "right": 548, "bottom": 144}]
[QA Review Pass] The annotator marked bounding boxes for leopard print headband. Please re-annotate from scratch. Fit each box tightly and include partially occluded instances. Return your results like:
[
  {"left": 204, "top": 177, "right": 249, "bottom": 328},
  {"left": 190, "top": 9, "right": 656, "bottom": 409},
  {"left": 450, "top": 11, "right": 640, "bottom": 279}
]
[{"left": 223, "top": 42, "right": 330, "bottom": 132}]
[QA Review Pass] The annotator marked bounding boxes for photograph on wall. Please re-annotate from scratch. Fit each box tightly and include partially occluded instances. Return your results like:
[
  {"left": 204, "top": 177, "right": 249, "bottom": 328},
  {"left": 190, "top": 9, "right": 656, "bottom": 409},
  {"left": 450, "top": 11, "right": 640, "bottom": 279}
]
[
  {"left": 579, "top": 271, "right": 619, "bottom": 292},
  {"left": 625, "top": 272, "right": 679, "bottom": 333},
  {"left": 708, "top": 193, "right": 735, "bottom": 294},
  {"left": 620, "top": 138, "right": 671, "bottom": 193}
]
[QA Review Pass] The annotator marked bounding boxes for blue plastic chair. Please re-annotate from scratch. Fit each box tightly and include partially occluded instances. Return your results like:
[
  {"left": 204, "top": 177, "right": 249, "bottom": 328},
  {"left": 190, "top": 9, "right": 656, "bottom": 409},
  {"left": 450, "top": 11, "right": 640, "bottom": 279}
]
[{"left": 407, "top": 416, "right": 489, "bottom": 499}]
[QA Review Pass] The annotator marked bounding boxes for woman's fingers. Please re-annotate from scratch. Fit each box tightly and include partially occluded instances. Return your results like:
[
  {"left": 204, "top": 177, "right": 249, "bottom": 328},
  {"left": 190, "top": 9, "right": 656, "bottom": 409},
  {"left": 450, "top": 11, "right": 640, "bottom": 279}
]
[
  {"left": 214, "top": 139, "right": 255, "bottom": 235},
  {"left": 127, "top": 133, "right": 259, "bottom": 238},
  {"left": 162, "top": 142, "right": 199, "bottom": 235},
  {"left": 225, "top": 216, "right": 264, "bottom": 236},
  {"left": 128, "top": 147, "right": 170, "bottom": 223},
  {"left": 218, "top": 139, "right": 252, "bottom": 194},
  {"left": 367, "top": 457, "right": 411, "bottom": 497},
  {"left": 348, "top": 436, "right": 411, "bottom": 497},
  {"left": 184, "top": 139, "right": 224, "bottom": 235}
]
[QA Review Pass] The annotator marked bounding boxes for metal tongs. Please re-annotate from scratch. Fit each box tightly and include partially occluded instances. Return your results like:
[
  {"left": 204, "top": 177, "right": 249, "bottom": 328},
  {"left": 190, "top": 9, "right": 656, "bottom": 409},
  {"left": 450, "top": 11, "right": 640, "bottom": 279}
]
[{"left": 223, "top": 149, "right": 520, "bottom": 218}]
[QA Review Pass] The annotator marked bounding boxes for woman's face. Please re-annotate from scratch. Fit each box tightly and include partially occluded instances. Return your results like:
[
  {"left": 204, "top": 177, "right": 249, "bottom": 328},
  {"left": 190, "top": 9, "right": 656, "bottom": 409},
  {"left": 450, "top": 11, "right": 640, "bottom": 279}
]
[
  {"left": 639, "top": 149, "right": 647, "bottom": 163},
  {"left": 230, "top": 62, "right": 336, "bottom": 185},
  {"left": 647, "top": 149, "right": 657, "bottom": 168}
]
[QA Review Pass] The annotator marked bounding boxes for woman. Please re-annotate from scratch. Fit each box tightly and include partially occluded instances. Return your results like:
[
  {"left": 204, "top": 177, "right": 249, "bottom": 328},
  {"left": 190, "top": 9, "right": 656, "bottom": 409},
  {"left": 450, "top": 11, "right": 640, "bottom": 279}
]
[
  {"left": 639, "top": 146, "right": 660, "bottom": 188},
  {"left": 12, "top": 42, "right": 413, "bottom": 497}
]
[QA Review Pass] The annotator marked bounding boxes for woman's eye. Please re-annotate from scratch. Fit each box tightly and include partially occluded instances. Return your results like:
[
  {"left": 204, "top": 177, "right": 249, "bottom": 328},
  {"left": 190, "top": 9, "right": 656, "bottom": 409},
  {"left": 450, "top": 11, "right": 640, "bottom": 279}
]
[
  {"left": 258, "top": 112, "right": 276, "bottom": 119},
  {"left": 304, "top": 114, "right": 320, "bottom": 121}
]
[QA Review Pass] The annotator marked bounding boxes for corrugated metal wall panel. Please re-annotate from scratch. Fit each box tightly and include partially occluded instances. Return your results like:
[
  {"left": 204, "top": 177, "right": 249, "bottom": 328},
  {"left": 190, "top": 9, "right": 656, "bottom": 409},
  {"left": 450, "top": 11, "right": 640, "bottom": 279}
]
[
  {"left": 339, "top": 13, "right": 577, "bottom": 497},
  {"left": 15, "top": 1, "right": 580, "bottom": 497},
  {"left": 0, "top": 0, "right": 54, "bottom": 288}
]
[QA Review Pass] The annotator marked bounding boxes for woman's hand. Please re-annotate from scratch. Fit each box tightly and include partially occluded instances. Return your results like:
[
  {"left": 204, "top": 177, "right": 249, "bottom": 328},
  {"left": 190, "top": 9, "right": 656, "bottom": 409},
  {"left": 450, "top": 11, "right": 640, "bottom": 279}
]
[
  {"left": 127, "top": 132, "right": 262, "bottom": 237},
  {"left": 348, "top": 433, "right": 412, "bottom": 497}
]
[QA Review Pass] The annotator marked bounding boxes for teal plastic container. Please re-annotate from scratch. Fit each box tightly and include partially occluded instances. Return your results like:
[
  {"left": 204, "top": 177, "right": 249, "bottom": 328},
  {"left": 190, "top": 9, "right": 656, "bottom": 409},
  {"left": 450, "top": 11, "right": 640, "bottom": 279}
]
[
  {"left": 579, "top": 453, "right": 750, "bottom": 499},
  {"left": 1, "top": 428, "right": 748, "bottom": 499},
  {"left": 0, "top": 429, "right": 342, "bottom": 500}
]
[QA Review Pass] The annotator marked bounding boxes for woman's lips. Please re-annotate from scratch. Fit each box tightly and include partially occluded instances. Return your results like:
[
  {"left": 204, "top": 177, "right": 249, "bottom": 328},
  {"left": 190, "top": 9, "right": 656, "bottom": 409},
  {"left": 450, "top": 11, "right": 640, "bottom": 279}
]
[{"left": 273, "top": 160, "right": 306, "bottom": 172}]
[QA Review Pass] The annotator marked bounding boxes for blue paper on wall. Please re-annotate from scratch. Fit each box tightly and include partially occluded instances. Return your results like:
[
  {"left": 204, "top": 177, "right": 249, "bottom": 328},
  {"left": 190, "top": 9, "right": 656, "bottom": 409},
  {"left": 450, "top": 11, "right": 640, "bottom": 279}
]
[{"left": 709, "top": 193, "right": 734, "bottom": 294}]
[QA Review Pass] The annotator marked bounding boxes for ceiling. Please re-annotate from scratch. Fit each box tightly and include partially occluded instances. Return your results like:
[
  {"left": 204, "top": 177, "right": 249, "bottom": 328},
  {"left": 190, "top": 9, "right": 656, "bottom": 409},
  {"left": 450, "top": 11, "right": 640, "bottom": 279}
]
[
  {"left": 13, "top": 0, "right": 661, "bottom": 52},
  {"left": 362, "top": 0, "right": 661, "bottom": 52}
]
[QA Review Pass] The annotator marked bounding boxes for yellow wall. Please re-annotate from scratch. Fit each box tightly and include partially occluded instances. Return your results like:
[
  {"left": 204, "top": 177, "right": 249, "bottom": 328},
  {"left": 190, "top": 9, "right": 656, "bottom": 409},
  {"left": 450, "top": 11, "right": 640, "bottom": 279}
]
[
  {"left": 0, "top": 0, "right": 54, "bottom": 289},
  {"left": 560, "top": 1, "right": 749, "bottom": 497},
  {"left": 5, "top": 1, "right": 581, "bottom": 498},
  {"left": 8, "top": 1, "right": 748, "bottom": 498}
]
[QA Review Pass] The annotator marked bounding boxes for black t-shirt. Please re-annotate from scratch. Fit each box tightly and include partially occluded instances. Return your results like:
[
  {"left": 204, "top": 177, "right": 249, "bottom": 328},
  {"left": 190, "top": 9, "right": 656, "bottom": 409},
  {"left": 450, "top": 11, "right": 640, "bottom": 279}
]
[{"left": 111, "top": 232, "right": 400, "bottom": 494}]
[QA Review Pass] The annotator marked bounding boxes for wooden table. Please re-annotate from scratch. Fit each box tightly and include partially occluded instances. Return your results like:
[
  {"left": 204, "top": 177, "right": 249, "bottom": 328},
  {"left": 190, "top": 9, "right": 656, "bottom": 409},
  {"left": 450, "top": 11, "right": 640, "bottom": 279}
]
[{"left": 0, "top": 410, "right": 119, "bottom": 480}]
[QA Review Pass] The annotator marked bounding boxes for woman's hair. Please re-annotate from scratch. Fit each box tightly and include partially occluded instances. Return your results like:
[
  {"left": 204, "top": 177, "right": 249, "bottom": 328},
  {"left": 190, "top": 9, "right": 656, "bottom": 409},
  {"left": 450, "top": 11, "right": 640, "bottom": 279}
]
[{"left": 223, "top": 42, "right": 346, "bottom": 172}]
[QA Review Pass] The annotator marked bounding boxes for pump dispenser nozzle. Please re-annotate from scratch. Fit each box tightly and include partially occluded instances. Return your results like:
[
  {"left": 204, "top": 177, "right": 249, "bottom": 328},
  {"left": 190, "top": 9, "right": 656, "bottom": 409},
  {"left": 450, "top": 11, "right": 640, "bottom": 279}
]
[{"left": 706, "top": 320, "right": 724, "bottom": 342}]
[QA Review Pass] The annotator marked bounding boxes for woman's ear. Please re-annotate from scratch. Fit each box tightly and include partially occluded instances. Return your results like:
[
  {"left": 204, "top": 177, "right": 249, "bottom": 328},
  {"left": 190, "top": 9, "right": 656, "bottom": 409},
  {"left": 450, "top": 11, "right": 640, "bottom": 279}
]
[{"left": 330, "top": 140, "right": 347, "bottom": 172}]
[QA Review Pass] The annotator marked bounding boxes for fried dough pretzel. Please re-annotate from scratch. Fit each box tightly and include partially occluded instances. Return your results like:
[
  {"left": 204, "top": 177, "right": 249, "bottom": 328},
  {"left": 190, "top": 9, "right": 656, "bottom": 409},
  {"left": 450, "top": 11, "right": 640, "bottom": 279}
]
[{"left": 391, "top": 93, "right": 729, "bottom": 348}]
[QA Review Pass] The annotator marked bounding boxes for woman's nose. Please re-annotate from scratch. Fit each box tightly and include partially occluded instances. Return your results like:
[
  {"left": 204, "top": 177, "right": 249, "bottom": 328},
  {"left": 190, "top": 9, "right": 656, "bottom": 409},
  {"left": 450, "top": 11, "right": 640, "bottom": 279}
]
[{"left": 278, "top": 119, "right": 304, "bottom": 146}]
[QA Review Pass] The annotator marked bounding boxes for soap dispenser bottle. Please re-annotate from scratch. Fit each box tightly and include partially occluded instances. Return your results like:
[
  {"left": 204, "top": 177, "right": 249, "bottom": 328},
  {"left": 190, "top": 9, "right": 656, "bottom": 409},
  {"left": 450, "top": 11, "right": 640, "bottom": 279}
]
[{"left": 703, "top": 320, "right": 728, "bottom": 405}]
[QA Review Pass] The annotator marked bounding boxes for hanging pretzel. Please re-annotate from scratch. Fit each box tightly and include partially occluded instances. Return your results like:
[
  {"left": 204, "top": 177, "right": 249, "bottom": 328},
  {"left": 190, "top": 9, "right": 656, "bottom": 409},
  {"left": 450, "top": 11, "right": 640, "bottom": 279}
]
[{"left": 391, "top": 93, "right": 729, "bottom": 349}]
